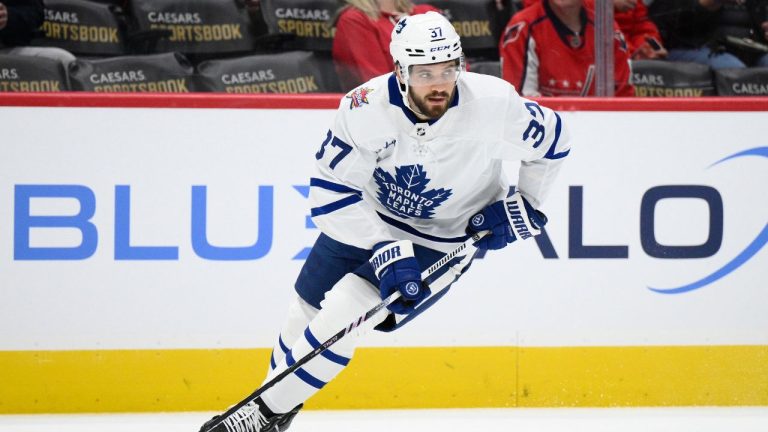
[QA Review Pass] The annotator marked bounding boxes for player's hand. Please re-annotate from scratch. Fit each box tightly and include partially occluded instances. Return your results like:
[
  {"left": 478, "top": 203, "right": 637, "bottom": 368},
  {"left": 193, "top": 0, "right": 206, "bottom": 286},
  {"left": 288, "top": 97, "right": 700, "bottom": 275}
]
[
  {"left": 466, "top": 192, "right": 547, "bottom": 251},
  {"left": 369, "top": 240, "right": 428, "bottom": 315}
]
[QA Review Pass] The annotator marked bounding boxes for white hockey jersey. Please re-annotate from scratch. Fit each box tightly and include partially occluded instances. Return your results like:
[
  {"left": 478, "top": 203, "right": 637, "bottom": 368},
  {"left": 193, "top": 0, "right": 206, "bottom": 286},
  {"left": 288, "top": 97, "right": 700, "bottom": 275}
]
[{"left": 309, "top": 71, "right": 571, "bottom": 253}]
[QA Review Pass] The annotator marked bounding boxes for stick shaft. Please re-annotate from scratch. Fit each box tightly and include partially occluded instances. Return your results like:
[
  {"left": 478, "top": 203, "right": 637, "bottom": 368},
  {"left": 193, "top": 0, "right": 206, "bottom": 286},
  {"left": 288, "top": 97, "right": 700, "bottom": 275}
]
[{"left": 203, "top": 232, "right": 484, "bottom": 431}]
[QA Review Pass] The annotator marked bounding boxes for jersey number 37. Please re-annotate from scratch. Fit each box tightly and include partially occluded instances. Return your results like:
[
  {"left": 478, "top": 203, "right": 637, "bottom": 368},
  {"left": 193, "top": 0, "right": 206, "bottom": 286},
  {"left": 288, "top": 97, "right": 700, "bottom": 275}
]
[
  {"left": 523, "top": 101, "right": 546, "bottom": 148},
  {"left": 316, "top": 129, "right": 352, "bottom": 169}
]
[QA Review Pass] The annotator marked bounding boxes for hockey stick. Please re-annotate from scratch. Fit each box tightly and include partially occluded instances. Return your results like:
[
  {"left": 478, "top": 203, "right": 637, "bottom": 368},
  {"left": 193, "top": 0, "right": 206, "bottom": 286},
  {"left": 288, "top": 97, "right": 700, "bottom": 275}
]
[{"left": 201, "top": 230, "right": 487, "bottom": 432}]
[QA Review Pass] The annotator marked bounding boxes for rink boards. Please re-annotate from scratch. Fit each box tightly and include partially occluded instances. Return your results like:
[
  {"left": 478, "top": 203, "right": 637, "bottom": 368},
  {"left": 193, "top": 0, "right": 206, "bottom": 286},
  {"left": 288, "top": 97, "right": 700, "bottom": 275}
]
[{"left": 0, "top": 94, "right": 766, "bottom": 413}]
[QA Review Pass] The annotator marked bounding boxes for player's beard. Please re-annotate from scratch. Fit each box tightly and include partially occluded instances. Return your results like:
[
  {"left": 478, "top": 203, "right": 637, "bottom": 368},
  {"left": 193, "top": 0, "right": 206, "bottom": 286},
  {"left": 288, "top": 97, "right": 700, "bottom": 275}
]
[{"left": 409, "top": 86, "right": 456, "bottom": 119}]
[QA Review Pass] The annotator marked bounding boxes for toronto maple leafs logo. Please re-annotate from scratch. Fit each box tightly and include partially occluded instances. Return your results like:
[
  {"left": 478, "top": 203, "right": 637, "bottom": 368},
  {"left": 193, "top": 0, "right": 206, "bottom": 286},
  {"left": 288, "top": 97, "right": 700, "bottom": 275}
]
[
  {"left": 374, "top": 164, "right": 452, "bottom": 219},
  {"left": 395, "top": 18, "right": 407, "bottom": 34},
  {"left": 346, "top": 87, "right": 373, "bottom": 110}
]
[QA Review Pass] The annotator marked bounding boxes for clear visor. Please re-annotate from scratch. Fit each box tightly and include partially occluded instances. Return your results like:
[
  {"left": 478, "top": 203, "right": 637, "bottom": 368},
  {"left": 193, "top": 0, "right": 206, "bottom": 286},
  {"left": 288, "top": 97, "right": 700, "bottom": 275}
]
[{"left": 407, "top": 63, "right": 462, "bottom": 87}]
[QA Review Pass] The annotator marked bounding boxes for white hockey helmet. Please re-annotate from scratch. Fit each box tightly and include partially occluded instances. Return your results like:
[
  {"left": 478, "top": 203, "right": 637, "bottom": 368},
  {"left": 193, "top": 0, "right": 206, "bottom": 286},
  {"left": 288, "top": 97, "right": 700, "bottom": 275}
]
[{"left": 389, "top": 11, "right": 464, "bottom": 106}]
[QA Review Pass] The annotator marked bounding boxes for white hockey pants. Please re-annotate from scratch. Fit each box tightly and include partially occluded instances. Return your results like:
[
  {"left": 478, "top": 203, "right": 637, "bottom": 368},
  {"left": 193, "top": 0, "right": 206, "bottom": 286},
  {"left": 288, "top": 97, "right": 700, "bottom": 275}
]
[{"left": 260, "top": 273, "right": 388, "bottom": 413}]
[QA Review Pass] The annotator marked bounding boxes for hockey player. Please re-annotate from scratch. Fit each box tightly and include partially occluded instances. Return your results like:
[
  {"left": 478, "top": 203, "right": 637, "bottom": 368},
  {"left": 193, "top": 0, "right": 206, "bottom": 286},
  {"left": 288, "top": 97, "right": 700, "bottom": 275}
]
[{"left": 200, "top": 11, "right": 570, "bottom": 432}]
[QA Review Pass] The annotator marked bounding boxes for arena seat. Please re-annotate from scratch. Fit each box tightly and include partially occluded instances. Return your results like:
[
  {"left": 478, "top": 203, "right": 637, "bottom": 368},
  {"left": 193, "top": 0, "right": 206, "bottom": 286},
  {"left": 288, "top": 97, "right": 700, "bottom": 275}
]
[
  {"left": 195, "top": 51, "right": 339, "bottom": 93},
  {"left": 630, "top": 60, "right": 716, "bottom": 97},
  {"left": 30, "top": 0, "right": 127, "bottom": 56},
  {"left": 129, "top": 0, "right": 257, "bottom": 57},
  {"left": 67, "top": 52, "right": 195, "bottom": 92},
  {"left": 0, "top": 54, "right": 69, "bottom": 92},
  {"left": 258, "top": 0, "right": 338, "bottom": 51},
  {"left": 413, "top": 0, "right": 503, "bottom": 59},
  {"left": 714, "top": 67, "right": 768, "bottom": 96}
]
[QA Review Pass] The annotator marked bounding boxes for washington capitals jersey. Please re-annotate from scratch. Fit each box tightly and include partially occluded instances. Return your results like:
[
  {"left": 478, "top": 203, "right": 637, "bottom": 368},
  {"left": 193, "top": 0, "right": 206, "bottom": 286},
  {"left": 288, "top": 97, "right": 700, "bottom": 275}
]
[
  {"left": 309, "top": 71, "right": 571, "bottom": 253},
  {"left": 500, "top": 1, "right": 634, "bottom": 97}
]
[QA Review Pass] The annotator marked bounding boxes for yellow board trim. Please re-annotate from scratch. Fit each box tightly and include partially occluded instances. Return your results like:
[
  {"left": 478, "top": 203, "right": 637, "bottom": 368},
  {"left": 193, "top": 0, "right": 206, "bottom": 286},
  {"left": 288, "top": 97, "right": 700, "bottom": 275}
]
[{"left": 1, "top": 346, "right": 766, "bottom": 414}]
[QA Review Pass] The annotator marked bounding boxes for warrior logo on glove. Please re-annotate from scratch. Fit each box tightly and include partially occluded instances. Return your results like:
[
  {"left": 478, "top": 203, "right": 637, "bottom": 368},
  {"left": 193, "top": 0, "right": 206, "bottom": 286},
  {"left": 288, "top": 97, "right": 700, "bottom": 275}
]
[
  {"left": 370, "top": 245, "right": 403, "bottom": 270},
  {"left": 503, "top": 199, "right": 534, "bottom": 240},
  {"left": 369, "top": 240, "right": 430, "bottom": 315},
  {"left": 466, "top": 192, "right": 547, "bottom": 251}
]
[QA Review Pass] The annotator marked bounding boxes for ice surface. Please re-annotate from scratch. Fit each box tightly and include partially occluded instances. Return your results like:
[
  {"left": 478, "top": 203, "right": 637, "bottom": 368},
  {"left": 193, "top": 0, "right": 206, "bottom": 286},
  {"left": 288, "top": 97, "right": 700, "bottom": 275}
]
[{"left": 1, "top": 407, "right": 767, "bottom": 432}]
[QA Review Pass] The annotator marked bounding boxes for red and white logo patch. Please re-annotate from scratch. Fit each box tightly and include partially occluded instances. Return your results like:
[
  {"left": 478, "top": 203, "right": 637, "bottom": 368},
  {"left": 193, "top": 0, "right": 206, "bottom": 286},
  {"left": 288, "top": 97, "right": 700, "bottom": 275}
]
[
  {"left": 346, "top": 87, "right": 373, "bottom": 110},
  {"left": 502, "top": 21, "right": 526, "bottom": 45}
]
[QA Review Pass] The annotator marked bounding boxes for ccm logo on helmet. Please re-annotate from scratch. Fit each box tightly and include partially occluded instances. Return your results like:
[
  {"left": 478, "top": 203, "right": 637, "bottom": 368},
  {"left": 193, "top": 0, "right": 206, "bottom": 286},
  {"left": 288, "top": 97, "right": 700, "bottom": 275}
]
[{"left": 430, "top": 45, "right": 451, "bottom": 52}]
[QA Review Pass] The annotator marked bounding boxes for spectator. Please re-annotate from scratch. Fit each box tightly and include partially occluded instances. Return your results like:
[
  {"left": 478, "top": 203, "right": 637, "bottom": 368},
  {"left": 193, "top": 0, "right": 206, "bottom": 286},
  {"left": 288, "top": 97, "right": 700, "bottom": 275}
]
[
  {"left": 648, "top": 0, "right": 747, "bottom": 69},
  {"left": 0, "top": 0, "right": 42, "bottom": 47},
  {"left": 0, "top": 0, "right": 75, "bottom": 66},
  {"left": 500, "top": 0, "right": 634, "bottom": 96},
  {"left": 613, "top": 0, "right": 668, "bottom": 59},
  {"left": 523, "top": 0, "right": 667, "bottom": 59},
  {"left": 715, "top": 0, "right": 768, "bottom": 66},
  {"left": 332, "top": 0, "right": 441, "bottom": 91},
  {"left": 761, "top": 17, "right": 768, "bottom": 65}
]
